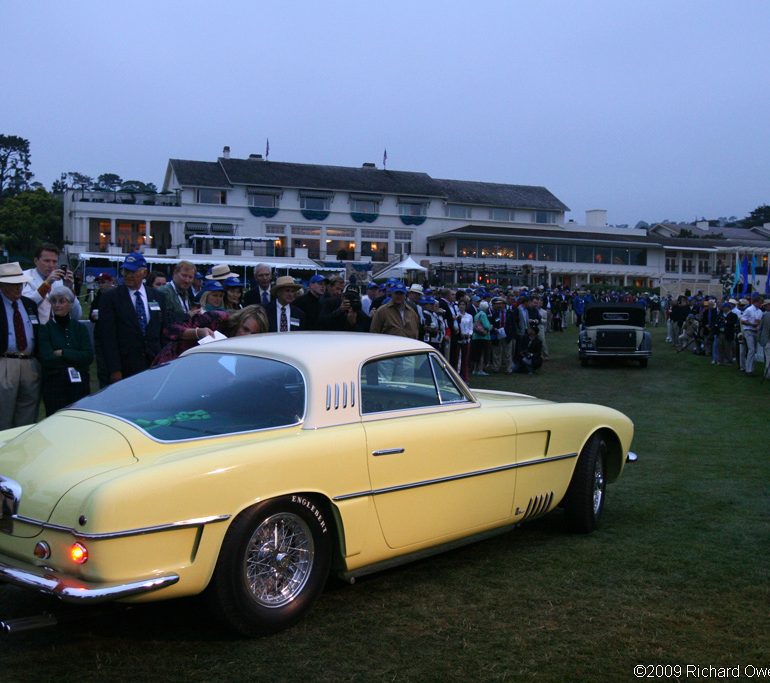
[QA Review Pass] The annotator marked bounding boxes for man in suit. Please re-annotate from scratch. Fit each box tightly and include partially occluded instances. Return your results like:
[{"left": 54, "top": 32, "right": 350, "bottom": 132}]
[
  {"left": 156, "top": 260, "right": 196, "bottom": 345},
  {"left": 266, "top": 276, "right": 306, "bottom": 333},
  {"left": 97, "top": 252, "right": 163, "bottom": 383},
  {"left": 0, "top": 263, "right": 42, "bottom": 429},
  {"left": 243, "top": 263, "right": 273, "bottom": 307}
]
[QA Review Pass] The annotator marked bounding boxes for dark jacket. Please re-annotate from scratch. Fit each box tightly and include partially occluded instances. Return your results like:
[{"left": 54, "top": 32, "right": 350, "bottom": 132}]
[
  {"left": 266, "top": 303, "right": 306, "bottom": 333},
  {"left": 96, "top": 285, "right": 163, "bottom": 379},
  {"left": 38, "top": 316, "right": 93, "bottom": 377}
]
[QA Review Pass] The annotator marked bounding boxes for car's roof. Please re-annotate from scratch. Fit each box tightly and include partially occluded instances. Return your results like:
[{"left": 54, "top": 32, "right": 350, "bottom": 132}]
[
  {"left": 183, "top": 333, "right": 448, "bottom": 430},
  {"left": 184, "top": 332, "right": 433, "bottom": 378}
]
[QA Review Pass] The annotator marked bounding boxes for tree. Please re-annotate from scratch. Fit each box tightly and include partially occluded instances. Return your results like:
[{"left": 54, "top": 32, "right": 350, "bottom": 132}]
[
  {"left": 96, "top": 173, "right": 123, "bottom": 201},
  {"left": 67, "top": 172, "right": 93, "bottom": 199},
  {"left": 51, "top": 173, "right": 68, "bottom": 194},
  {"left": 741, "top": 204, "right": 770, "bottom": 229},
  {"left": 0, "top": 188, "right": 63, "bottom": 257},
  {"left": 0, "top": 134, "right": 33, "bottom": 199}
]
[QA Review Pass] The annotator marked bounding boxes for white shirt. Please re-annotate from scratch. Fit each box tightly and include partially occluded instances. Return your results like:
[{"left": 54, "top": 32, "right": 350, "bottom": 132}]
[
  {"left": 740, "top": 304, "right": 763, "bottom": 332},
  {"left": 22, "top": 268, "right": 83, "bottom": 324},
  {"left": 275, "top": 301, "right": 291, "bottom": 332},
  {"left": 128, "top": 284, "right": 150, "bottom": 322}
]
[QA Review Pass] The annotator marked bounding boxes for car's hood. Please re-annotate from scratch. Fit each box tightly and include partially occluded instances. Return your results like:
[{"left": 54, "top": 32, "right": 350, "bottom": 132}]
[{"left": 0, "top": 413, "right": 137, "bottom": 536}]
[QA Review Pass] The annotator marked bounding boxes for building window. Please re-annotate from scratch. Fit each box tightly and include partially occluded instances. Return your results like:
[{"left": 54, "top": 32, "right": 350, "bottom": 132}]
[
  {"left": 361, "top": 240, "right": 388, "bottom": 261},
  {"left": 538, "top": 244, "right": 556, "bottom": 261},
  {"left": 556, "top": 244, "right": 574, "bottom": 262},
  {"left": 395, "top": 230, "right": 412, "bottom": 256},
  {"left": 265, "top": 224, "right": 286, "bottom": 235},
  {"left": 534, "top": 211, "right": 555, "bottom": 224},
  {"left": 351, "top": 198, "right": 379, "bottom": 214},
  {"left": 300, "top": 195, "right": 331, "bottom": 211},
  {"left": 681, "top": 251, "right": 694, "bottom": 273},
  {"left": 698, "top": 254, "right": 710, "bottom": 274},
  {"left": 575, "top": 246, "right": 593, "bottom": 263},
  {"left": 665, "top": 254, "right": 678, "bottom": 273},
  {"left": 196, "top": 189, "right": 227, "bottom": 204},
  {"left": 490, "top": 208, "right": 514, "bottom": 221},
  {"left": 247, "top": 192, "right": 278, "bottom": 208},
  {"left": 399, "top": 201, "right": 427, "bottom": 217},
  {"left": 447, "top": 204, "right": 472, "bottom": 219},
  {"left": 594, "top": 246, "right": 611, "bottom": 264},
  {"left": 458, "top": 239, "right": 478, "bottom": 258}
]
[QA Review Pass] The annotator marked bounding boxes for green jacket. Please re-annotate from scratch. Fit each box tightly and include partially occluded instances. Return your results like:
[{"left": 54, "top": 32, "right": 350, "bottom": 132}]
[{"left": 37, "top": 317, "right": 94, "bottom": 377}]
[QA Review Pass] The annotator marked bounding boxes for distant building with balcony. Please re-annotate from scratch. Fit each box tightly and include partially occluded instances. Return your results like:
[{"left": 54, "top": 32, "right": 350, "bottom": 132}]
[{"left": 63, "top": 149, "right": 770, "bottom": 293}]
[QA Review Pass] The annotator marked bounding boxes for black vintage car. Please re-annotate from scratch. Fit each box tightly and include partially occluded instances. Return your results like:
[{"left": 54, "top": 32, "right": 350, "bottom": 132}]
[{"left": 578, "top": 303, "right": 652, "bottom": 367}]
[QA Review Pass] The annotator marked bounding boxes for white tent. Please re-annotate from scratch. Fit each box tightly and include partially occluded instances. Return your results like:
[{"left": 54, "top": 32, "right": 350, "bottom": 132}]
[{"left": 374, "top": 256, "right": 427, "bottom": 280}]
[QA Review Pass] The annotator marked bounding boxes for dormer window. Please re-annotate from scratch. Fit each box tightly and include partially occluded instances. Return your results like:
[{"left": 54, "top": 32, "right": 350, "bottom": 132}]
[
  {"left": 196, "top": 189, "right": 227, "bottom": 204},
  {"left": 299, "top": 193, "right": 331, "bottom": 211}
]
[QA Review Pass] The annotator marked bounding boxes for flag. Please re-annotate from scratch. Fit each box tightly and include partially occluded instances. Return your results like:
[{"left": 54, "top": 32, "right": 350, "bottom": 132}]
[
  {"left": 751, "top": 254, "right": 757, "bottom": 288},
  {"left": 731, "top": 254, "right": 741, "bottom": 295},
  {"left": 740, "top": 255, "right": 750, "bottom": 296},
  {"left": 383, "top": 149, "right": 387, "bottom": 168},
  {"left": 766, "top": 253, "right": 770, "bottom": 295},
  {"left": 265, "top": 138, "right": 270, "bottom": 159}
]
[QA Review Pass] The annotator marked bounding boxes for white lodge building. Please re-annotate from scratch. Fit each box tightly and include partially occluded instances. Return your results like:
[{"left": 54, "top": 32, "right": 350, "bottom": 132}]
[{"left": 64, "top": 149, "right": 770, "bottom": 294}]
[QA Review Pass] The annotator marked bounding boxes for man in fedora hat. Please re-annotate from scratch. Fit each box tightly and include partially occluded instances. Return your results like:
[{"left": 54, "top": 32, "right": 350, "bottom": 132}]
[
  {"left": 96, "top": 252, "right": 163, "bottom": 382},
  {"left": 205, "top": 264, "right": 238, "bottom": 281},
  {"left": 267, "top": 276, "right": 306, "bottom": 333},
  {"left": 0, "top": 263, "right": 42, "bottom": 428}
]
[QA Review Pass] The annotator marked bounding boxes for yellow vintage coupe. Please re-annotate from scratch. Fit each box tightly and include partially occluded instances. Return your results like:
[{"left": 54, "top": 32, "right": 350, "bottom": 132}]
[{"left": 0, "top": 333, "right": 635, "bottom": 635}]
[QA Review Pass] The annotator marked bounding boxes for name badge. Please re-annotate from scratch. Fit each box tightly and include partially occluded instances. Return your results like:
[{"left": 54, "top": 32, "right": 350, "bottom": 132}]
[
  {"left": 149, "top": 301, "right": 161, "bottom": 311},
  {"left": 290, "top": 317, "right": 300, "bottom": 327},
  {"left": 29, "top": 315, "right": 39, "bottom": 325},
  {"left": 67, "top": 368, "right": 82, "bottom": 383}
]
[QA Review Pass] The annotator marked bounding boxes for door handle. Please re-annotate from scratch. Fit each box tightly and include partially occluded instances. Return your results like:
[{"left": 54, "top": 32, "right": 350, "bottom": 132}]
[{"left": 372, "top": 448, "right": 405, "bottom": 456}]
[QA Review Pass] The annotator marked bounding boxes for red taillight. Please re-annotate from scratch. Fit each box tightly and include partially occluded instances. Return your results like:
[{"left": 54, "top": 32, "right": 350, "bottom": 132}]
[{"left": 69, "top": 542, "right": 88, "bottom": 564}]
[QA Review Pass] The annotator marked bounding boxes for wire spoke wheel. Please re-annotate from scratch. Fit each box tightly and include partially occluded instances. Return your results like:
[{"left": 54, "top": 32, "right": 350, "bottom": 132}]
[{"left": 245, "top": 513, "right": 315, "bottom": 608}]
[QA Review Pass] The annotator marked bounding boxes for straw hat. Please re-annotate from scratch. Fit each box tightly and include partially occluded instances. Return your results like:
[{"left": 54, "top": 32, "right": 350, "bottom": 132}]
[{"left": 0, "top": 262, "right": 31, "bottom": 284}]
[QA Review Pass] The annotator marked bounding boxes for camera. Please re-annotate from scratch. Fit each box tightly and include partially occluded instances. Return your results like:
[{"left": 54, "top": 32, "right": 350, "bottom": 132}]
[{"left": 342, "top": 288, "right": 362, "bottom": 313}]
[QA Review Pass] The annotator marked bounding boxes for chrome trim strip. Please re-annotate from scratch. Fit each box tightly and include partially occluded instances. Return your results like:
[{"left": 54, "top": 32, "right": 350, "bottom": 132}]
[
  {"left": 350, "top": 381, "right": 355, "bottom": 408},
  {"left": 326, "top": 384, "right": 331, "bottom": 410},
  {"left": 343, "top": 382, "right": 348, "bottom": 408},
  {"left": 334, "top": 384, "right": 340, "bottom": 410},
  {"left": 333, "top": 452, "right": 578, "bottom": 501},
  {"left": 372, "top": 448, "right": 405, "bottom": 456},
  {"left": 0, "top": 562, "right": 179, "bottom": 603},
  {"left": 11, "top": 514, "right": 231, "bottom": 540}
]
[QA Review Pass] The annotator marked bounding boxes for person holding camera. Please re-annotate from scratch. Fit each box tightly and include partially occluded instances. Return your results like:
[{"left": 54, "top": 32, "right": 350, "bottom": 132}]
[{"left": 22, "top": 243, "right": 82, "bottom": 324}]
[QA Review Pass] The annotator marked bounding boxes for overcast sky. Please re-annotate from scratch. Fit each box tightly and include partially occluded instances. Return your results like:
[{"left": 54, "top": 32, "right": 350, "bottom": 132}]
[{"left": 3, "top": 1, "right": 768, "bottom": 226}]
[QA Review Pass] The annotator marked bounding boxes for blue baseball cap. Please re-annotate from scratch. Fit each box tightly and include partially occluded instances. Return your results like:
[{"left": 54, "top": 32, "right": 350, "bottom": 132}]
[
  {"left": 202, "top": 279, "right": 224, "bottom": 292},
  {"left": 122, "top": 252, "right": 148, "bottom": 271},
  {"left": 223, "top": 276, "right": 244, "bottom": 288},
  {"left": 309, "top": 274, "right": 327, "bottom": 284},
  {"left": 391, "top": 284, "right": 407, "bottom": 294}
]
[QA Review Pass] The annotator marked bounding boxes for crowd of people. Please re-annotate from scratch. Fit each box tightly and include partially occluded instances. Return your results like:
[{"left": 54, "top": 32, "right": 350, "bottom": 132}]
[
  {"left": 2, "top": 243, "right": 768, "bottom": 430},
  {"left": 662, "top": 290, "right": 770, "bottom": 376}
]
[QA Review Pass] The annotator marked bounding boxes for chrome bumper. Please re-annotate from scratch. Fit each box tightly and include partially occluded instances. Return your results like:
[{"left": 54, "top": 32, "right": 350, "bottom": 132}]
[
  {"left": 626, "top": 451, "right": 638, "bottom": 463},
  {"left": 0, "top": 560, "right": 178, "bottom": 603}
]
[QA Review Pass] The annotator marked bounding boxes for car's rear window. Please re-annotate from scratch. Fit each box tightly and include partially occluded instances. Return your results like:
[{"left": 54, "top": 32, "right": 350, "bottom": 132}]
[{"left": 72, "top": 354, "right": 305, "bottom": 441}]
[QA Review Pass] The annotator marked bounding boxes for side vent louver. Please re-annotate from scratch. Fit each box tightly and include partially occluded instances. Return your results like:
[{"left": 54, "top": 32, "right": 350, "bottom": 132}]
[{"left": 522, "top": 492, "right": 554, "bottom": 521}]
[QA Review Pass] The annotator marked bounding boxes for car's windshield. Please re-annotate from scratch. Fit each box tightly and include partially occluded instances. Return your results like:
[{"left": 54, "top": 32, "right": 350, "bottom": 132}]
[{"left": 73, "top": 354, "right": 305, "bottom": 441}]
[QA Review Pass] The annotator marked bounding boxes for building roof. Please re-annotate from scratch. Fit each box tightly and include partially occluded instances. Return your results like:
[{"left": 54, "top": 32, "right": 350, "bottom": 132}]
[
  {"left": 428, "top": 225, "right": 658, "bottom": 247},
  {"left": 219, "top": 159, "right": 444, "bottom": 197},
  {"left": 168, "top": 160, "right": 231, "bottom": 188},
  {"left": 434, "top": 178, "right": 569, "bottom": 212},
  {"left": 166, "top": 156, "right": 570, "bottom": 211}
]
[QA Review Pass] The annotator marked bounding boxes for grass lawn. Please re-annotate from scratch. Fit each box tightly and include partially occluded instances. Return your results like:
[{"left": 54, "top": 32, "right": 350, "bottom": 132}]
[{"left": 1, "top": 325, "right": 767, "bottom": 682}]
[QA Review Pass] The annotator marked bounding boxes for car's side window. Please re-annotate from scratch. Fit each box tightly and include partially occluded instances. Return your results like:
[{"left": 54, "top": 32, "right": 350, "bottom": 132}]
[
  {"left": 360, "top": 353, "right": 469, "bottom": 414},
  {"left": 430, "top": 355, "right": 467, "bottom": 404},
  {"left": 360, "top": 353, "right": 440, "bottom": 414}
]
